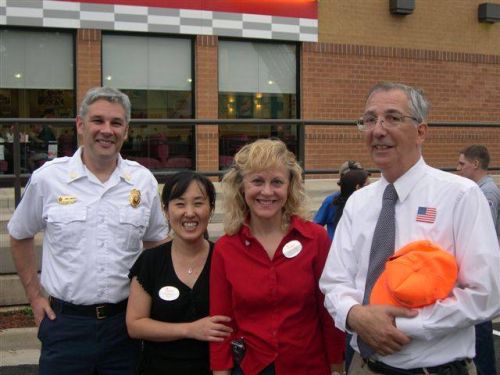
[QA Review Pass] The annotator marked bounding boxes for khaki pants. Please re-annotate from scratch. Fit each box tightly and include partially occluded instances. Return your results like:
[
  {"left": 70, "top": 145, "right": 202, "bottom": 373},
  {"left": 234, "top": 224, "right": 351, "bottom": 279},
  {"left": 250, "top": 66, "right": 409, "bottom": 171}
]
[{"left": 348, "top": 352, "right": 477, "bottom": 375}]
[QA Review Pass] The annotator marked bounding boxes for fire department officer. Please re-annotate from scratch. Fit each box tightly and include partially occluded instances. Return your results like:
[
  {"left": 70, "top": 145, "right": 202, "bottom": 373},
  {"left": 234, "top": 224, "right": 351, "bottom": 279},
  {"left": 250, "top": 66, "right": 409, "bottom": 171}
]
[{"left": 8, "top": 87, "right": 168, "bottom": 375}]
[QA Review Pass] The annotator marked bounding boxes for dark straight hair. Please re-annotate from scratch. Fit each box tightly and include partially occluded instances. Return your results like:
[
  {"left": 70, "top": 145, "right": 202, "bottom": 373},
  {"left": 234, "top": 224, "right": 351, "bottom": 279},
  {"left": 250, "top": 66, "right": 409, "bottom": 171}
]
[{"left": 161, "top": 171, "right": 216, "bottom": 211}]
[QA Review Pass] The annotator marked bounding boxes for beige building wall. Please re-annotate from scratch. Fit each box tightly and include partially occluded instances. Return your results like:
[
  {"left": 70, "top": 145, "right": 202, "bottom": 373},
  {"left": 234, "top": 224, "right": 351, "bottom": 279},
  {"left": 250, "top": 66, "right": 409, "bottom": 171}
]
[{"left": 319, "top": 0, "right": 500, "bottom": 55}]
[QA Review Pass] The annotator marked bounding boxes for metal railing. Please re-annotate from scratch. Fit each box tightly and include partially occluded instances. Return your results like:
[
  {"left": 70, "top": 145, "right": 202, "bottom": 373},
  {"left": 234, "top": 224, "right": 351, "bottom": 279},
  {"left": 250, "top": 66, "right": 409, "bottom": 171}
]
[{"left": 1, "top": 118, "right": 499, "bottom": 206}]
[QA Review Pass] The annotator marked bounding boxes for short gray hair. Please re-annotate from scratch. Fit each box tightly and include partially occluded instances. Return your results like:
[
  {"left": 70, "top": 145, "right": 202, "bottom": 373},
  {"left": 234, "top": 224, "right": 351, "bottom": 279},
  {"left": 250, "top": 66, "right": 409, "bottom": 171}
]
[
  {"left": 79, "top": 87, "right": 131, "bottom": 123},
  {"left": 367, "top": 82, "right": 430, "bottom": 123}
]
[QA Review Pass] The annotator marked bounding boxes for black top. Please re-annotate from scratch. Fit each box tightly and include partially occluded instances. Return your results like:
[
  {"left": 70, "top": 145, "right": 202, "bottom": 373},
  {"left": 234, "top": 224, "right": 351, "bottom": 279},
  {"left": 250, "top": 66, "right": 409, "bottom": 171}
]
[{"left": 129, "top": 241, "right": 213, "bottom": 375}]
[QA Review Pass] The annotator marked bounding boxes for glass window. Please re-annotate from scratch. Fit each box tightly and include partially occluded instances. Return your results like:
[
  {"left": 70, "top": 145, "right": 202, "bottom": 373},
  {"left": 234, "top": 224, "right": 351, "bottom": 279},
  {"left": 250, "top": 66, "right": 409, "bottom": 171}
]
[
  {"left": 218, "top": 40, "right": 298, "bottom": 169},
  {"left": 0, "top": 29, "right": 75, "bottom": 118},
  {"left": 102, "top": 34, "right": 194, "bottom": 170},
  {"left": 0, "top": 29, "right": 75, "bottom": 173}
]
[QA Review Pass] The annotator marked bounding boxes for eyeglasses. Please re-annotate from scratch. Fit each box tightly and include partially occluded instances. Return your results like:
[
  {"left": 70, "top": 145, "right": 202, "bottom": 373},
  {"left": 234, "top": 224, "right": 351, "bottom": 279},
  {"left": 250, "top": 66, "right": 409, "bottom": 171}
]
[{"left": 356, "top": 113, "right": 419, "bottom": 131}]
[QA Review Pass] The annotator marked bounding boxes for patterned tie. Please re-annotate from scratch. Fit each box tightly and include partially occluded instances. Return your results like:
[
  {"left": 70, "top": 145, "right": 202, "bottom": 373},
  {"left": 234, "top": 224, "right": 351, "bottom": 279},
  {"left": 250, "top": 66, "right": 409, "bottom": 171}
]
[{"left": 358, "top": 183, "right": 398, "bottom": 358}]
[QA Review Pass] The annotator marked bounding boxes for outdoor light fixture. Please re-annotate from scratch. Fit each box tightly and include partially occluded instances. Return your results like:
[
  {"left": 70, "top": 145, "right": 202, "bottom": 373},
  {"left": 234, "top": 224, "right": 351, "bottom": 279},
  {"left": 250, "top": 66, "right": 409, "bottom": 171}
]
[
  {"left": 478, "top": 3, "right": 500, "bottom": 23},
  {"left": 389, "top": 0, "right": 415, "bottom": 15}
]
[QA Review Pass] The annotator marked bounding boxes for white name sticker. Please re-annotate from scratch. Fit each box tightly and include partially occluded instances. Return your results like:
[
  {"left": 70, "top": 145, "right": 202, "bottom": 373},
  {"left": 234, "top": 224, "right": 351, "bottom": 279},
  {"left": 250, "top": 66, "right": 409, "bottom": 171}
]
[
  {"left": 158, "top": 286, "right": 180, "bottom": 301},
  {"left": 282, "top": 240, "right": 302, "bottom": 258}
]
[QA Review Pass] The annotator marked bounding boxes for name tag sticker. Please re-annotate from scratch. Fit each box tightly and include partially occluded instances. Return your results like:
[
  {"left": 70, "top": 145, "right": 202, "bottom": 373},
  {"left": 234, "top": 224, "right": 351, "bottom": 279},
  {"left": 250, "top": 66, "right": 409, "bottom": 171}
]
[
  {"left": 159, "top": 286, "right": 180, "bottom": 301},
  {"left": 283, "top": 240, "right": 302, "bottom": 258}
]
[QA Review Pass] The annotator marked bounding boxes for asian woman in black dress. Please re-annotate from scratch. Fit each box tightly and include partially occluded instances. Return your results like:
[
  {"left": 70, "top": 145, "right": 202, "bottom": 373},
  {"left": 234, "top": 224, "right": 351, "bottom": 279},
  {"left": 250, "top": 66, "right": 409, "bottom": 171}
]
[{"left": 126, "top": 171, "right": 232, "bottom": 374}]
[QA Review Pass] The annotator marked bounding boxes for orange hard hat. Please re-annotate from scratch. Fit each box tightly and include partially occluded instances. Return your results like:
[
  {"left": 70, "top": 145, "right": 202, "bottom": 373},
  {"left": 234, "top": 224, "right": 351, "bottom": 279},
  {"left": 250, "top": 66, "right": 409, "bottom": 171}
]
[{"left": 370, "top": 240, "right": 458, "bottom": 308}]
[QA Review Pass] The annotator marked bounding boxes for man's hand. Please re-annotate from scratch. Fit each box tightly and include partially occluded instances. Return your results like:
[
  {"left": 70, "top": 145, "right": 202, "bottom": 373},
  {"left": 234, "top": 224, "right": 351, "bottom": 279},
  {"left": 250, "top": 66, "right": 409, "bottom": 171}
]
[
  {"left": 347, "top": 304, "right": 417, "bottom": 356},
  {"left": 30, "top": 296, "right": 55, "bottom": 327}
]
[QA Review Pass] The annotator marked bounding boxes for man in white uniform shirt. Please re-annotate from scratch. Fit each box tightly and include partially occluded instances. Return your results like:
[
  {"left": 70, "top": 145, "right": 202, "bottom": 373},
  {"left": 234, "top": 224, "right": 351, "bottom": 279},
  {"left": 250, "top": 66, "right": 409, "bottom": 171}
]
[
  {"left": 8, "top": 87, "right": 168, "bottom": 375},
  {"left": 320, "top": 82, "right": 500, "bottom": 375}
]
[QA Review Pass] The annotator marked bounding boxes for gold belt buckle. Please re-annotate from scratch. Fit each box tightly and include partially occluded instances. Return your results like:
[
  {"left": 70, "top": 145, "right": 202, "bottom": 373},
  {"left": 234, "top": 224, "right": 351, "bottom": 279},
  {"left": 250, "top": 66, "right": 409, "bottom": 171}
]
[{"left": 96, "top": 305, "right": 106, "bottom": 319}]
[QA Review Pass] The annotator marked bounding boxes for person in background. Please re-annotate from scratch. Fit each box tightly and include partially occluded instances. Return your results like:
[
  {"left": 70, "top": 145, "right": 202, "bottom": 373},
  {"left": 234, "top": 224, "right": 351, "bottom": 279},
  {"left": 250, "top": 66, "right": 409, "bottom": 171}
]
[
  {"left": 8, "top": 87, "right": 168, "bottom": 375},
  {"left": 314, "top": 160, "right": 369, "bottom": 240},
  {"left": 210, "top": 139, "right": 345, "bottom": 375},
  {"left": 320, "top": 82, "right": 500, "bottom": 375},
  {"left": 28, "top": 122, "right": 56, "bottom": 171},
  {"left": 457, "top": 144, "right": 500, "bottom": 375},
  {"left": 457, "top": 144, "right": 499, "bottom": 241},
  {"left": 126, "top": 171, "right": 232, "bottom": 375}
]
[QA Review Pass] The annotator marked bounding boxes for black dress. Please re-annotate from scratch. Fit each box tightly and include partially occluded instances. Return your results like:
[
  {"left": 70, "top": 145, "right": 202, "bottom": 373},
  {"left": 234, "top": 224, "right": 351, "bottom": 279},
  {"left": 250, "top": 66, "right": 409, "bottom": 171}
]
[{"left": 129, "top": 241, "right": 213, "bottom": 375}]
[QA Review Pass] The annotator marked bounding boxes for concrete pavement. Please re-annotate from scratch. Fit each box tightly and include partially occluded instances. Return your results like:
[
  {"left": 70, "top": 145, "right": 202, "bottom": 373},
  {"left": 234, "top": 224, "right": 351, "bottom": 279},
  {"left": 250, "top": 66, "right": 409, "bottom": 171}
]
[{"left": 0, "top": 327, "right": 39, "bottom": 367}]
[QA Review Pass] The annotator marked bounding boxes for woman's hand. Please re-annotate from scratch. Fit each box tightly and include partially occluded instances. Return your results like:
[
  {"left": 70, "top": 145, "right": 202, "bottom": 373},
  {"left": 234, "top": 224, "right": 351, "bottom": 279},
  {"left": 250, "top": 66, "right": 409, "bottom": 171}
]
[{"left": 187, "top": 315, "right": 233, "bottom": 342}]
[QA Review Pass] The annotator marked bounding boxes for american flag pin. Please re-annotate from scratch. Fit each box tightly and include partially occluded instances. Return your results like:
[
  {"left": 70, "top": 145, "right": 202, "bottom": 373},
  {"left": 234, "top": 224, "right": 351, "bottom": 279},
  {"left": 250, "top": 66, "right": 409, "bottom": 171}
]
[{"left": 416, "top": 206, "right": 437, "bottom": 223}]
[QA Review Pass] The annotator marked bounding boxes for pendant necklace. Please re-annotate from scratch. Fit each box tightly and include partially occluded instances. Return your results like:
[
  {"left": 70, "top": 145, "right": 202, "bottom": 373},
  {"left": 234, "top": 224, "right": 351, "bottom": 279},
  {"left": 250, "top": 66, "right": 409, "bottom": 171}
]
[{"left": 172, "top": 240, "right": 208, "bottom": 276}]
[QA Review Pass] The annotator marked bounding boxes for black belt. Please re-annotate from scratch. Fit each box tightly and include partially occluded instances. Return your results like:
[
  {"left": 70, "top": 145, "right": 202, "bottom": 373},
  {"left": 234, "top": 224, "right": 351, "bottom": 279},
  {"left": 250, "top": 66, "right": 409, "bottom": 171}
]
[
  {"left": 365, "top": 358, "right": 470, "bottom": 375},
  {"left": 49, "top": 296, "right": 127, "bottom": 319}
]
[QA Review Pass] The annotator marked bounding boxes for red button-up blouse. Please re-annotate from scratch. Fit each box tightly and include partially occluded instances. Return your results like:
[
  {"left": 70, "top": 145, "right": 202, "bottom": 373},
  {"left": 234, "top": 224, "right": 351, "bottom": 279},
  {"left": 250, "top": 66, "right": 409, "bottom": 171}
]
[{"left": 210, "top": 216, "right": 345, "bottom": 375}]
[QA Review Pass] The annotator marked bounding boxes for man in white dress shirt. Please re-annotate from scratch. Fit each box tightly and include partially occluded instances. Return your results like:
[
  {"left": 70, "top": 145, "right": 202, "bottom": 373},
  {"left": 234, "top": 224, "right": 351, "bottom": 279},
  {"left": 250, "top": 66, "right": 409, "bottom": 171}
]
[
  {"left": 320, "top": 82, "right": 500, "bottom": 375},
  {"left": 8, "top": 87, "right": 168, "bottom": 375}
]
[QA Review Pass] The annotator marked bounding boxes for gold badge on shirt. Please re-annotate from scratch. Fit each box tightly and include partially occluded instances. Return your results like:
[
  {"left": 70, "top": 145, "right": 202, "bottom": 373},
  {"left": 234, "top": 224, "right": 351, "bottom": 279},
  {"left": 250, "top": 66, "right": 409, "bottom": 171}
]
[
  {"left": 58, "top": 195, "right": 77, "bottom": 205},
  {"left": 129, "top": 188, "right": 141, "bottom": 208}
]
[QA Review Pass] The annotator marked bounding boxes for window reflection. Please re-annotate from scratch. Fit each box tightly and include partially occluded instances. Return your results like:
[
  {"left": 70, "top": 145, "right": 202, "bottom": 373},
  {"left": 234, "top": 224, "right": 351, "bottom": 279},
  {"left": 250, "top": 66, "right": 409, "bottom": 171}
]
[
  {"left": 218, "top": 40, "right": 298, "bottom": 170},
  {"left": 121, "top": 90, "right": 192, "bottom": 120},
  {"left": 102, "top": 33, "right": 195, "bottom": 171},
  {"left": 218, "top": 92, "right": 297, "bottom": 169},
  {"left": 121, "top": 123, "right": 194, "bottom": 171}
]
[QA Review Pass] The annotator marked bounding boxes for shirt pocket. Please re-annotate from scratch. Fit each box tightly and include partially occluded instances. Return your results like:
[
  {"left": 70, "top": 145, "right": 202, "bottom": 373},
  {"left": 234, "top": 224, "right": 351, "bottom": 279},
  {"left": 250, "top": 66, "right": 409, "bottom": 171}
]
[
  {"left": 118, "top": 206, "right": 150, "bottom": 251},
  {"left": 46, "top": 204, "right": 87, "bottom": 253}
]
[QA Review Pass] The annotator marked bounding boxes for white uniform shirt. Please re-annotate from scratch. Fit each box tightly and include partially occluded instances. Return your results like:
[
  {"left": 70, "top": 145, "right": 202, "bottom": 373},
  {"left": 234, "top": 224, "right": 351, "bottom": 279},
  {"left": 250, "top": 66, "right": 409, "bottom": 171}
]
[
  {"left": 320, "top": 157, "right": 500, "bottom": 369},
  {"left": 8, "top": 147, "right": 168, "bottom": 305}
]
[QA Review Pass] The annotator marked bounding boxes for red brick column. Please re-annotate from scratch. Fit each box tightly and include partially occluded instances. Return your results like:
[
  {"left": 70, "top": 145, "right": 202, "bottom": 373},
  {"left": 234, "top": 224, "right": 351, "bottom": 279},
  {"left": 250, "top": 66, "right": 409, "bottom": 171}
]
[
  {"left": 76, "top": 29, "right": 102, "bottom": 111},
  {"left": 195, "top": 35, "right": 219, "bottom": 172}
]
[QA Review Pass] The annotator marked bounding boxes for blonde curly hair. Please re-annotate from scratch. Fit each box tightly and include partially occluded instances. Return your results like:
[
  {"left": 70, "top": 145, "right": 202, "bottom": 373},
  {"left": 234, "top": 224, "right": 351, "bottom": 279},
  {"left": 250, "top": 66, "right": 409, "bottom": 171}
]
[{"left": 221, "top": 139, "right": 308, "bottom": 235}]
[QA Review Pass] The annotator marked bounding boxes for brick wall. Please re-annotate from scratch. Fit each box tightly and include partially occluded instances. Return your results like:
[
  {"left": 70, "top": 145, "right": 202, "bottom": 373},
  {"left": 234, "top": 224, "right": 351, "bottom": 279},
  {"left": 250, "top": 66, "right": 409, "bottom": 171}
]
[
  {"left": 76, "top": 29, "right": 102, "bottom": 109},
  {"left": 301, "top": 43, "right": 500, "bottom": 173},
  {"left": 319, "top": 0, "right": 500, "bottom": 56},
  {"left": 195, "top": 35, "right": 219, "bottom": 172}
]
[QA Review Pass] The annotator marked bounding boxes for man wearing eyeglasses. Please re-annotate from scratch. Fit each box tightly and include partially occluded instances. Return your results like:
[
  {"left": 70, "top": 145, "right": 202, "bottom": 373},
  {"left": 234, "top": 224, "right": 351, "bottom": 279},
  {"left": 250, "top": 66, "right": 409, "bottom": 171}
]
[{"left": 320, "top": 82, "right": 500, "bottom": 375}]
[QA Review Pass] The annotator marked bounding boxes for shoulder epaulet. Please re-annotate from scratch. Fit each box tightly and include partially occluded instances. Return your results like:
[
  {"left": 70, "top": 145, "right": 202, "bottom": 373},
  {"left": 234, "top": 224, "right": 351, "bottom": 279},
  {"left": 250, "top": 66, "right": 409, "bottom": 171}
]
[
  {"left": 34, "top": 156, "right": 70, "bottom": 171},
  {"left": 123, "top": 159, "right": 141, "bottom": 167}
]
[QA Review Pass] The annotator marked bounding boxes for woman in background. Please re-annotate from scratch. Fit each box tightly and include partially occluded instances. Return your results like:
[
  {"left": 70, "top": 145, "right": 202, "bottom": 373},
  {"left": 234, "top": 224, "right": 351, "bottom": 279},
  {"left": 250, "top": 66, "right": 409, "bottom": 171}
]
[
  {"left": 330, "top": 167, "right": 370, "bottom": 233},
  {"left": 210, "top": 139, "right": 345, "bottom": 375},
  {"left": 127, "top": 171, "right": 232, "bottom": 375},
  {"left": 314, "top": 160, "right": 367, "bottom": 240}
]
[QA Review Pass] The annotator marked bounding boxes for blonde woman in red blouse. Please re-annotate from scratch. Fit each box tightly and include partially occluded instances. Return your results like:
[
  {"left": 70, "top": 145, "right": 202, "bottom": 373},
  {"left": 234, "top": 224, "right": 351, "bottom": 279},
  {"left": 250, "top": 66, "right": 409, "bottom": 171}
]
[{"left": 210, "top": 139, "right": 345, "bottom": 375}]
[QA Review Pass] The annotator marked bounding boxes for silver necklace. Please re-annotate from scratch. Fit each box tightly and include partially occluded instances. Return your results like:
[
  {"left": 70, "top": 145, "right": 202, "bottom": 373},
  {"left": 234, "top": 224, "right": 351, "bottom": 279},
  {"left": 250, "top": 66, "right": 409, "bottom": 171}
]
[{"left": 172, "top": 240, "right": 207, "bottom": 275}]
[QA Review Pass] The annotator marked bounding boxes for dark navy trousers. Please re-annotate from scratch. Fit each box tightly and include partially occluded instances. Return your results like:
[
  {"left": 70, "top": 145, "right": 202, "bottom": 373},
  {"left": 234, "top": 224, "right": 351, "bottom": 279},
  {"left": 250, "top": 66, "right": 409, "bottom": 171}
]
[
  {"left": 474, "top": 320, "right": 497, "bottom": 375},
  {"left": 38, "top": 311, "right": 140, "bottom": 375}
]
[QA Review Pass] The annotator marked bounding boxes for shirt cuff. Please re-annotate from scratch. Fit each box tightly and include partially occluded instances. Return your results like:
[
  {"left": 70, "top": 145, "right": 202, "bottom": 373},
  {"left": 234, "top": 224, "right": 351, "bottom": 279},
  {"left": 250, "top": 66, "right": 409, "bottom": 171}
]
[
  {"left": 395, "top": 313, "right": 425, "bottom": 339},
  {"left": 336, "top": 299, "right": 359, "bottom": 334}
]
